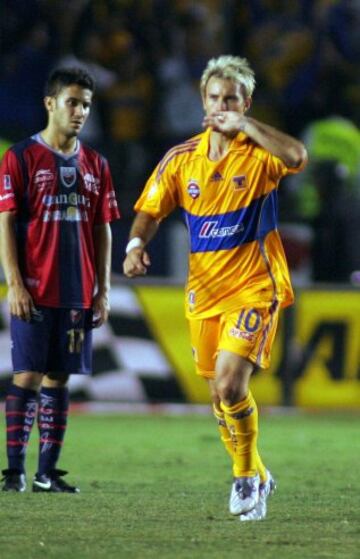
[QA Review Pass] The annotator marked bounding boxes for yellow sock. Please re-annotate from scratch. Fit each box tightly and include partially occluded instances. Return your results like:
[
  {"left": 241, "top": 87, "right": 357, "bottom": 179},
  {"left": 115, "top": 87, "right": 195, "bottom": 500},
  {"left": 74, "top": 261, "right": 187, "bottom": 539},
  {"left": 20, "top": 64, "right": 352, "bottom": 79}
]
[
  {"left": 221, "top": 391, "right": 259, "bottom": 478},
  {"left": 255, "top": 449, "right": 267, "bottom": 483},
  {"left": 212, "top": 404, "right": 234, "bottom": 461},
  {"left": 213, "top": 398, "right": 268, "bottom": 480},
  {"left": 244, "top": 395, "right": 267, "bottom": 482}
]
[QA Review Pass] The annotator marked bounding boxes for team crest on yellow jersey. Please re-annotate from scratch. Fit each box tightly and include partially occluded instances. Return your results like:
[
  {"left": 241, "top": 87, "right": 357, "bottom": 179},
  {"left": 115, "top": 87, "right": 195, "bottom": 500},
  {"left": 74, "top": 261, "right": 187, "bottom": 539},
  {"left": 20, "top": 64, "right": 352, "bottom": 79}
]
[
  {"left": 232, "top": 175, "right": 247, "bottom": 190},
  {"left": 187, "top": 179, "right": 200, "bottom": 199}
]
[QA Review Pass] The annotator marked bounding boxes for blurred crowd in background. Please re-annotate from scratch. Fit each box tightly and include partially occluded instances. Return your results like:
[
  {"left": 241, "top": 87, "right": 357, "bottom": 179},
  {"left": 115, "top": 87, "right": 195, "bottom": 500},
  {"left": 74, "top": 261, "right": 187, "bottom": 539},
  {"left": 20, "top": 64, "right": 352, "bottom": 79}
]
[{"left": 0, "top": 0, "right": 359, "bottom": 283}]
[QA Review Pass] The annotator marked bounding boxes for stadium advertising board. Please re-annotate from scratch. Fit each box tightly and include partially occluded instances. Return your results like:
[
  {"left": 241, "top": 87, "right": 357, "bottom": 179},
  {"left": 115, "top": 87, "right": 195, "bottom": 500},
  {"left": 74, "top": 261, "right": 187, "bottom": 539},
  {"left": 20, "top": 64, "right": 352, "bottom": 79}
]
[
  {"left": 0, "top": 285, "right": 359, "bottom": 406},
  {"left": 292, "top": 290, "right": 360, "bottom": 407}
]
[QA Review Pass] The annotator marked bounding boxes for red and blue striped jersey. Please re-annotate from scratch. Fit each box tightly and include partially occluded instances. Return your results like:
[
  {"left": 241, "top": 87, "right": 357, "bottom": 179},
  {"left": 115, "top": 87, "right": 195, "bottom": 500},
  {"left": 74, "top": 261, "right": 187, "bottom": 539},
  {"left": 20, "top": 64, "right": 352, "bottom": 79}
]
[
  {"left": 0, "top": 134, "right": 120, "bottom": 308},
  {"left": 135, "top": 128, "right": 305, "bottom": 318}
]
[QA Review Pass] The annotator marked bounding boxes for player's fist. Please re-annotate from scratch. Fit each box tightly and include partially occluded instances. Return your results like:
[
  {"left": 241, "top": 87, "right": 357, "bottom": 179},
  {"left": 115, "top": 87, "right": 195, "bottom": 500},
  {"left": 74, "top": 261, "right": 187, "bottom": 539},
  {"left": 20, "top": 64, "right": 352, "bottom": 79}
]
[
  {"left": 123, "top": 248, "right": 151, "bottom": 278},
  {"left": 7, "top": 284, "right": 35, "bottom": 321},
  {"left": 203, "top": 111, "right": 247, "bottom": 136}
]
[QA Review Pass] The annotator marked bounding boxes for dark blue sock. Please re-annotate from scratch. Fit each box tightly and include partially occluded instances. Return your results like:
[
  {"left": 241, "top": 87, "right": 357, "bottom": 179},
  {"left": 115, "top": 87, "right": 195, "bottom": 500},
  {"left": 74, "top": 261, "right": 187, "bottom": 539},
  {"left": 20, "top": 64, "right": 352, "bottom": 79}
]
[
  {"left": 37, "top": 386, "right": 69, "bottom": 475},
  {"left": 5, "top": 384, "right": 38, "bottom": 473}
]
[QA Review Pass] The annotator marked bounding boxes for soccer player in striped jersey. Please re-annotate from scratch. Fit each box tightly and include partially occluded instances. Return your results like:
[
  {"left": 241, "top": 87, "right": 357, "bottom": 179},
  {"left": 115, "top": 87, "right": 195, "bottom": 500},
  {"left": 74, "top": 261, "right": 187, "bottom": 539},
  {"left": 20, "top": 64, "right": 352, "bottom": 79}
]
[
  {"left": 123, "top": 55, "right": 307, "bottom": 520},
  {"left": 0, "top": 67, "right": 120, "bottom": 492}
]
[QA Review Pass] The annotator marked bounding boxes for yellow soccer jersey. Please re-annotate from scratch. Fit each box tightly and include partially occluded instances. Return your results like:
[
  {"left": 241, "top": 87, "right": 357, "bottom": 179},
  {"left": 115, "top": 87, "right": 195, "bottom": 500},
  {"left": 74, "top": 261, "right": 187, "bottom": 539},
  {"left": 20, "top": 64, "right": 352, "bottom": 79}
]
[{"left": 135, "top": 127, "right": 305, "bottom": 318}]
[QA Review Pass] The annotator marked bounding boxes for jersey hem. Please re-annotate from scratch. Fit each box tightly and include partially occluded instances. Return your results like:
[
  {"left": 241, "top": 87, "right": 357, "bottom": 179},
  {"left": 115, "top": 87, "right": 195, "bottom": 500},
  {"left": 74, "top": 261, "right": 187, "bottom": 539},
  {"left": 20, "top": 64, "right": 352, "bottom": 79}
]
[
  {"left": 31, "top": 301, "right": 93, "bottom": 309},
  {"left": 185, "top": 295, "right": 293, "bottom": 320}
]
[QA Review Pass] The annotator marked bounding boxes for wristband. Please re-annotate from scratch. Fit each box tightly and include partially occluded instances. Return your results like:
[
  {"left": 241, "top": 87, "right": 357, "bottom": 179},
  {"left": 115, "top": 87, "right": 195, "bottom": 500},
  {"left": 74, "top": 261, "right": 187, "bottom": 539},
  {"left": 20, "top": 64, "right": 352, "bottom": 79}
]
[{"left": 125, "top": 237, "right": 144, "bottom": 254}]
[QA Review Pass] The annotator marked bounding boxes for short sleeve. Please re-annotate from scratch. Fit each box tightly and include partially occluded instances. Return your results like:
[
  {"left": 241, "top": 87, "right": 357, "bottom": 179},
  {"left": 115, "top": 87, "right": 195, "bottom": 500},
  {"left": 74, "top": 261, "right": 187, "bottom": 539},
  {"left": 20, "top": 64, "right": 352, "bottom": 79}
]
[
  {"left": 264, "top": 152, "right": 307, "bottom": 182},
  {"left": 0, "top": 149, "right": 22, "bottom": 212},
  {"left": 94, "top": 158, "right": 120, "bottom": 224},
  {"left": 134, "top": 159, "right": 178, "bottom": 219}
]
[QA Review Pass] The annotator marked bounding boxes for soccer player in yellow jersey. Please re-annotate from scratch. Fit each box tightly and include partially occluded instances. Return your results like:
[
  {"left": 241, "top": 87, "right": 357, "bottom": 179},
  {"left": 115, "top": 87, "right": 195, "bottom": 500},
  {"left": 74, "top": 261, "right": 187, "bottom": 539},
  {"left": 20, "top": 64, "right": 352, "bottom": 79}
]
[{"left": 123, "top": 55, "right": 307, "bottom": 520}]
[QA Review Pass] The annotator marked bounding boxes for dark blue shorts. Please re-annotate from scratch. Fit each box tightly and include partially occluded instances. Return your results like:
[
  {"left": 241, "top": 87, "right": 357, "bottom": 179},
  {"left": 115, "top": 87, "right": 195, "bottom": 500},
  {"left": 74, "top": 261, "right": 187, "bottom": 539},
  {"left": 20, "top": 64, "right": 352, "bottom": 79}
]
[{"left": 10, "top": 307, "right": 93, "bottom": 375}]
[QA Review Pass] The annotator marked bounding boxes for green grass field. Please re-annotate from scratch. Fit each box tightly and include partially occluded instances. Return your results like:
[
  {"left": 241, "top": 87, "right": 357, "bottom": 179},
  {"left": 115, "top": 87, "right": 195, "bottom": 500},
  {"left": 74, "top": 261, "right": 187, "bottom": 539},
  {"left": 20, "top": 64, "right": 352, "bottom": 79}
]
[{"left": 0, "top": 410, "right": 358, "bottom": 559}]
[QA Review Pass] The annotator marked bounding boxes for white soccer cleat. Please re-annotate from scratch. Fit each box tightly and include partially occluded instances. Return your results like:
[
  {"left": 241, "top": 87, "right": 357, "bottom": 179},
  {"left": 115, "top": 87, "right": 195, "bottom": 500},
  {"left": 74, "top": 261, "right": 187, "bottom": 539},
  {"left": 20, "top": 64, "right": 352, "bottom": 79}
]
[
  {"left": 239, "top": 470, "right": 276, "bottom": 521},
  {"left": 229, "top": 474, "right": 260, "bottom": 515}
]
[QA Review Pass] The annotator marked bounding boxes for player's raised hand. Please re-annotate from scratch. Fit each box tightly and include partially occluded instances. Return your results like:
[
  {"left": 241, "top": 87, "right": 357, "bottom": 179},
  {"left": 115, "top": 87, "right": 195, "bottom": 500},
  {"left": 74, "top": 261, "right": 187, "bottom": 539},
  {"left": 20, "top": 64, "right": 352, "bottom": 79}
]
[
  {"left": 203, "top": 111, "right": 247, "bottom": 137},
  {"left": 123, "top": 247, "right": 151, "bottom": 278},
  {"left": 7, "top": 283, "right": 35, "bottom": 321}
]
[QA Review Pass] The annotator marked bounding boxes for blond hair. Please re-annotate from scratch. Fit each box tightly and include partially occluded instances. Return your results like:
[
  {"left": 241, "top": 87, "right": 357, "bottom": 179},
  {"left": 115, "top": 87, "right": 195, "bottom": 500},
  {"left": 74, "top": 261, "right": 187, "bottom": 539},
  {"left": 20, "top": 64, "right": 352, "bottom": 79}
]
[{"left": 200, "top": 55, "right": 256, "bottom": 99}]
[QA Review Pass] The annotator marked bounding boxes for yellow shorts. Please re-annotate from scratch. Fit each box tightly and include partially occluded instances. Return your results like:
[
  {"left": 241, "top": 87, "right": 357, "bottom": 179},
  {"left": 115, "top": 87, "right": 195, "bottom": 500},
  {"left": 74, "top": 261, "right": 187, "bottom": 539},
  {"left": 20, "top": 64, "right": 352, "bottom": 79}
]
[{"left": 188, "top": 303, "right": 280, "bottom": 379}]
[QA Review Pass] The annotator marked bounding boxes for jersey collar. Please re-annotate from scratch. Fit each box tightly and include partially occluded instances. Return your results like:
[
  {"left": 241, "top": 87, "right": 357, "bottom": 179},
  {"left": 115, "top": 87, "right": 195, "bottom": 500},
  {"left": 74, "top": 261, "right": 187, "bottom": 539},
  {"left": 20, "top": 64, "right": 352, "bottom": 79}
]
[
  {"left": 33, "top": 133, "right": 80, "bottom": 159},
  {"left": 195, "top": 127, "right": 249, "bottom": 158}
]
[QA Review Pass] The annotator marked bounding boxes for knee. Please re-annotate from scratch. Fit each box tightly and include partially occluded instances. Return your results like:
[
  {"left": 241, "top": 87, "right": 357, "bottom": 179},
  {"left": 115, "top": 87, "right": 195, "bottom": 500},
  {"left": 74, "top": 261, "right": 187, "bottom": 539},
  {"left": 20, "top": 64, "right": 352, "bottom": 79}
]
[
  {"left": 208, "top": 380, "right": 222, "bottom": 409},
  {"left": 215, "top": 353, "right": 254, "bottom": 405},
  {"left": 215, "top": 369, "right": 249, "bottom": 406},
  {"left": 215, "top": 376, "right": 242, "bottom": 406},
  {"left": 43, "top": 373, "right": 70, "bottom": 388},
  {"left": 13, "top": 371, "right": 43, "bottom": 391}
]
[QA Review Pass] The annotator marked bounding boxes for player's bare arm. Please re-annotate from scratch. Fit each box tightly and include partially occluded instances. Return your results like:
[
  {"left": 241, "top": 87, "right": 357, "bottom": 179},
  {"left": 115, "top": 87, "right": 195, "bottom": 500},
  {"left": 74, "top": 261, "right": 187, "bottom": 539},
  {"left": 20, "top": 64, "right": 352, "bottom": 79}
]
[
  {"left": 0, "top": 211, "right": 35, "bottom": 321},
  {"left": 123, "top": 211, "right": 159, "bottom": 278},
  {"left": 93, "top": 223, "right": 112, "bottom": 327},
  {"left": 204, "top": 112, "right": 308, "bottom": 168}
]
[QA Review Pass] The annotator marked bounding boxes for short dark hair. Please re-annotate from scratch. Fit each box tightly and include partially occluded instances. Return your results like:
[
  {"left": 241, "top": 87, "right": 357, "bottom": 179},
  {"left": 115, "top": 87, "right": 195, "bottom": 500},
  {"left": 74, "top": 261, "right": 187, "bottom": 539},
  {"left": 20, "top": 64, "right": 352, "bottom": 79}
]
[{"left": 44, "top": 67, "right": 95, "bottom": 97}]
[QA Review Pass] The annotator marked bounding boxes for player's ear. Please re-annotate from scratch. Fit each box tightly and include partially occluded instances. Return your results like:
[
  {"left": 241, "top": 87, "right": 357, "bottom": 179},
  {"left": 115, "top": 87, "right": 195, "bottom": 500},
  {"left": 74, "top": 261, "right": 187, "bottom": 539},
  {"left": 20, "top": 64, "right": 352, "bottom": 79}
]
[
  {"left": 201, "top": 84, "right": 208, "bottom": 111},
  {"left": 201, "top": 94, "right": 206, "bottom": 111},
  {"left": 44, "top": 96, "right": 55, "bottom": 113},
  {"left": 244, "top": 97, "right": 252, "bottom": 113}
]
